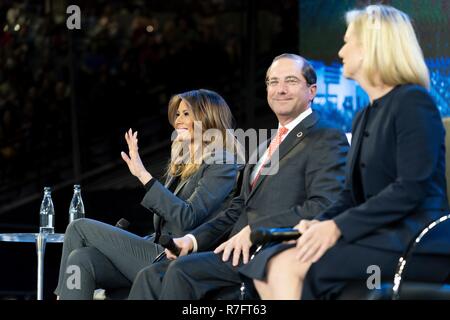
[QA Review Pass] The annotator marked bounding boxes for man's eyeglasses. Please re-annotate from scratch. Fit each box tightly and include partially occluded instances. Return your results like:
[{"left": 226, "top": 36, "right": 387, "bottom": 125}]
[{"left": 265, "top": 76, "right": 308, "bottom": 88}]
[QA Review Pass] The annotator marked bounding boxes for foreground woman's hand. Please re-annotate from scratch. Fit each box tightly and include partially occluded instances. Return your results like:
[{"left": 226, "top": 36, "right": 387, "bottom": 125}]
[
  {"left": 294, "top": 219, "right": 319, "bottom": 233},
  {"left": 295, "top": 220, "right": 341, "bottom": 264}
]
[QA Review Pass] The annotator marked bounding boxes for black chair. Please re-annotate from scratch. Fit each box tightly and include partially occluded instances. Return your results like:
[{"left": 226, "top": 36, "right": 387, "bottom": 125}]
[{"left": 337, "top": 213, "right": 450, "bottom": 300}]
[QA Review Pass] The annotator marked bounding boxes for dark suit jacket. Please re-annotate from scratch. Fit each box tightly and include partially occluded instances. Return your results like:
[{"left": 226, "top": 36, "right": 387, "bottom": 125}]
[
  {"left": 191, "top": 111, "right": 349, "bottom": 251},
  {"left": 140, "top": 151, "right": 241, "bottom": 239},
  {"left": 317, "top": 84, "right": 449, "bottom": 255}
]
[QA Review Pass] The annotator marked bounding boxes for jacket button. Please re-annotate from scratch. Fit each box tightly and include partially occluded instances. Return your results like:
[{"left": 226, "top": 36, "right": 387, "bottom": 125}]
[
  {"left": 363, "top": 131, "right": 370, "bottom": 137},
  {"left": 360, "top": 163, "right": 366, "bottom": 168}
]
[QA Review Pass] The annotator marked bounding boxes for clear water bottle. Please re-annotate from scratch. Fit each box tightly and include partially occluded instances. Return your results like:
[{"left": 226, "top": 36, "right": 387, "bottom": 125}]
[
  {"left": 39, "top": 187, "right": 55, "bottom": 234},
  {"left": 69, "top": 184, "right": 85, "bottom": 223}
]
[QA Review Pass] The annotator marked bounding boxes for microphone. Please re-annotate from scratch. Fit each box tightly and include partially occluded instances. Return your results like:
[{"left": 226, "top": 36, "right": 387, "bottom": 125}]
[
  {"left": 115, "top": 218, "right": 130, "bottom": 230},
  {"left": 250, "top": 227, "right": 301, "bottom": 246},
  {"left": 158, "top": 234, "right": 181, "bottom": 256}
]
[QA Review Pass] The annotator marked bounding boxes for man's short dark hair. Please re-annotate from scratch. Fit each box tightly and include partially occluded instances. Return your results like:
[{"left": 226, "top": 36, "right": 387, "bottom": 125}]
[{"left": 266, "top": 53, "right": 317, "bottom": 86}]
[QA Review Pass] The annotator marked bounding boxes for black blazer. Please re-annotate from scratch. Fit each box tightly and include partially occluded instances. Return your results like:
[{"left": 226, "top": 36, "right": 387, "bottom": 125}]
[
  {"left": 191, "top": 111, "right": 349, "bottom": 251},
  {"left": 318, "top": 84, "right": 449, "bottom": 255},
  {"left": 140, "top": 151, "right": 241, "bottom": 239}
]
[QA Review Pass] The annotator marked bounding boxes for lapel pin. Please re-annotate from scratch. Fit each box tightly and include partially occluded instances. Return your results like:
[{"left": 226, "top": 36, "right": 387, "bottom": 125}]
[{"left": 297, "top": 132, "right": 303, "bottom": 138}]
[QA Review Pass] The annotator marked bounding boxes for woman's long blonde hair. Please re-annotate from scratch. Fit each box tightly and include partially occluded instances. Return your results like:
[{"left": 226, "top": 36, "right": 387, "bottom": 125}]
[
  {"left": 346, "top": 4, "right": 429, "bottom": 89},
  {"left": 166, "top": 89, "right": 244, "bottom": 180}
]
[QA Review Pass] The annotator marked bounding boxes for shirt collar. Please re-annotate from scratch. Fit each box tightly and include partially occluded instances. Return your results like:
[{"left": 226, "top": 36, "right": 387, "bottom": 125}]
[{"left": 278, "top": 107, "right": 312, "bottom": 133}]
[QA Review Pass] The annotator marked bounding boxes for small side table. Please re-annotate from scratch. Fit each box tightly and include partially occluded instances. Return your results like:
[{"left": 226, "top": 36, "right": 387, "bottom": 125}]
[{"left": 0, "top": 233, "right": 64, "bottom": 300}]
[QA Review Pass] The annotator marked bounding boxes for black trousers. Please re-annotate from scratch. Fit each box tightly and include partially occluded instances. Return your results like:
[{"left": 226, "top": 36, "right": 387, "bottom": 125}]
[
  {"left": 128, "top": 251, "right": 244, "bottom": 300},
  {"left": 54, "top": 218, "right": 162, "bottom": 299}
]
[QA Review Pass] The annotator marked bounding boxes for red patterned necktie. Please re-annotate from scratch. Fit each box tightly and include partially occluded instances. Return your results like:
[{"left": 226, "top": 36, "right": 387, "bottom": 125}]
[{"left": 250, "top": 126, "right": 289, "bottom": 190}]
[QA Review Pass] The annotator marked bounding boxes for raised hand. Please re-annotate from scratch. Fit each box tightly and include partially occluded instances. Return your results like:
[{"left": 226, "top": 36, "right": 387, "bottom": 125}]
[{"left": 121, "top": 128, "right": 152, "bottom": 185}]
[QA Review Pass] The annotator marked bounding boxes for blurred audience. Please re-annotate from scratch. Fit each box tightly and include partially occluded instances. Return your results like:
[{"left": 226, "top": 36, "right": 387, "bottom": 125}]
[{"left": 0, "top": 0, "right": 270, "bottom": 193}]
